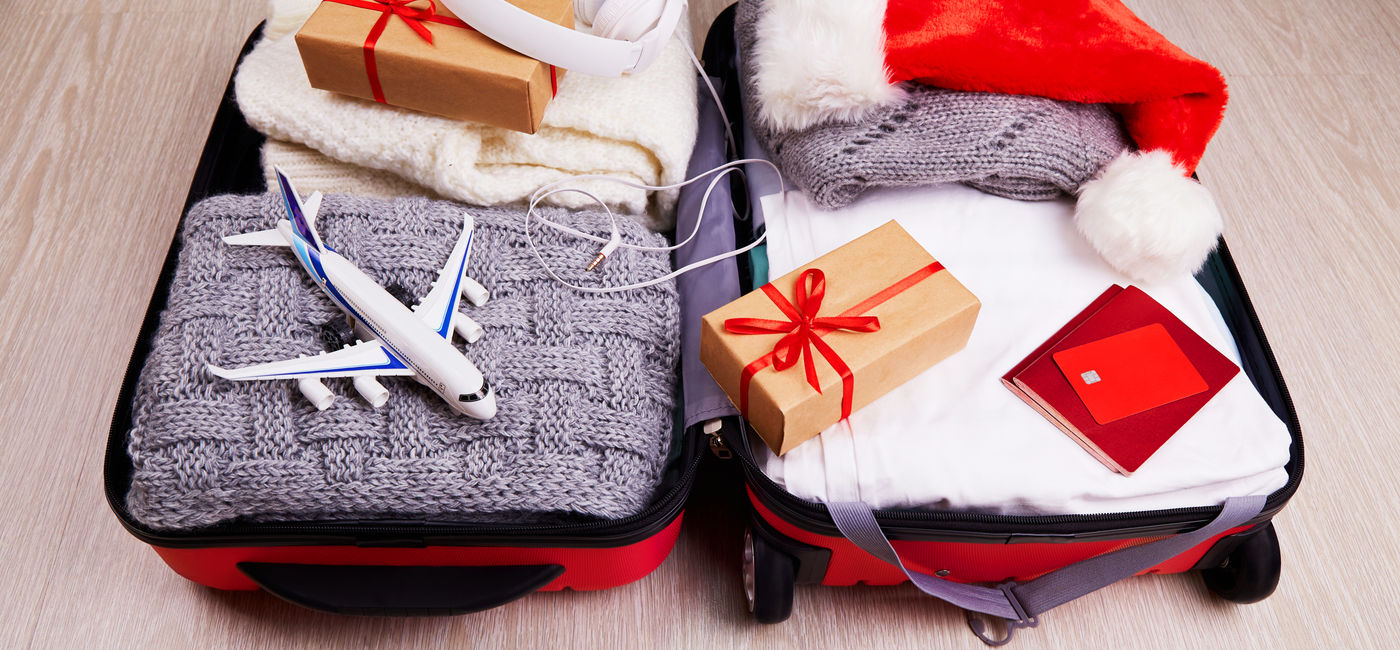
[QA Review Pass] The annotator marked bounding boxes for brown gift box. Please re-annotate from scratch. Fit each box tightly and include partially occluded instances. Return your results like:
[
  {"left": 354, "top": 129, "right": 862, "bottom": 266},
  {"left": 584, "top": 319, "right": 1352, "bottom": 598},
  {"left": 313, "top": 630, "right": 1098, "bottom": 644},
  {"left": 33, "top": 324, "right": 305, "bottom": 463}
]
[
  {"left": 700, "top": 221, "right": 981, "bottom": 456},
  {"left": 294, "top": 0, "right": 572, "bottom": 134}
]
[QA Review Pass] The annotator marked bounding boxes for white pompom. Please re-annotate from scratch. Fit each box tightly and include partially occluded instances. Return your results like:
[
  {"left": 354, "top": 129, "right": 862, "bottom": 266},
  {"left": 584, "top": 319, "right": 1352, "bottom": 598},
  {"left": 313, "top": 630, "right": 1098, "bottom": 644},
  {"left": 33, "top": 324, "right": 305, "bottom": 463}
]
[{"left": 1074, "top": 150, "right": 1224, "bottom": 283}]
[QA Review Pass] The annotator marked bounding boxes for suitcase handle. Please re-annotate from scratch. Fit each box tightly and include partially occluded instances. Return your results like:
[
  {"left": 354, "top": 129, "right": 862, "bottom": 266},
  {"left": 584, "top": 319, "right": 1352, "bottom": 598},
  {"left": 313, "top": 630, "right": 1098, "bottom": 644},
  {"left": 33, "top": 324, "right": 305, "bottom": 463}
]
[
  {"left": 236, "top": 562, "right": 565, "bottom": 616},
  {"left": 826, "top": 495, "right": 1265, "bottom": 645}
]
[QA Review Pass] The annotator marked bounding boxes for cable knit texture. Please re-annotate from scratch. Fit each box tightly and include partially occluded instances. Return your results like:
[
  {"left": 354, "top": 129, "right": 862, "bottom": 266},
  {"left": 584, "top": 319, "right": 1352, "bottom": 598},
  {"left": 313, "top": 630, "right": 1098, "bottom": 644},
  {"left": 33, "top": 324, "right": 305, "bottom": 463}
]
[
  {"left": 126, "top": 193, "right": 679, "bottom": 530},
  {"left": 235, "top": 0, "right": 698, "bottom": 228},
  {"left": 737, "top": 0, "right": 1130, "bottom": 211}
]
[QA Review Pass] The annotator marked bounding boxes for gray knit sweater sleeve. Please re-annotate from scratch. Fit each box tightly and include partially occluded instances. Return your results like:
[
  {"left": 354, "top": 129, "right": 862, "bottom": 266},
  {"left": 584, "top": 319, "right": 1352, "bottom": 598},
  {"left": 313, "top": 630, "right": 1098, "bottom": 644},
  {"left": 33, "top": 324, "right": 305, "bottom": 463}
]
[
  {"left": 125, "top": 193, "right": 679, "bottom": 530},
  {"left": 736, "top": 0, "right": 1131, "bottom": 210}
]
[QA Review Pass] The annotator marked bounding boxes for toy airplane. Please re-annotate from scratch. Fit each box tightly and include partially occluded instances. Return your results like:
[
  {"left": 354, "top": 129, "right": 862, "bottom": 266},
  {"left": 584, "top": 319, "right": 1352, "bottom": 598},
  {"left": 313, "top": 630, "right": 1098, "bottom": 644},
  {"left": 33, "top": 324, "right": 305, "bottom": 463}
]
[{"left": 208, "top": 168, "right": 497, "bottom": 419}]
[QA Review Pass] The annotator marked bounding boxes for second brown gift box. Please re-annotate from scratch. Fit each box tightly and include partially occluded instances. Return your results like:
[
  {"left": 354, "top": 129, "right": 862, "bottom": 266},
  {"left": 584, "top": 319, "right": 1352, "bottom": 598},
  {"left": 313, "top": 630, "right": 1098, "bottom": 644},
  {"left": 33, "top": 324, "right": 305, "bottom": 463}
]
[{"left": 700, "top": 221, "right": 981, "bottom": 456}]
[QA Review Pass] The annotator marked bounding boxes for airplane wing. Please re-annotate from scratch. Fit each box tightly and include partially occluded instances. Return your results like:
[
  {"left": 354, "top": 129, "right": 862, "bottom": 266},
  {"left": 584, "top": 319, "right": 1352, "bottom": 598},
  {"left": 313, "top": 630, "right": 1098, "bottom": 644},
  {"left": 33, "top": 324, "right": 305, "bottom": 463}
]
[
  {"left": 412, "top": 215, "right": 476, "bottom": 339},
  {"left": 208, "top": 340, "right": 415, "bottom": 380}
]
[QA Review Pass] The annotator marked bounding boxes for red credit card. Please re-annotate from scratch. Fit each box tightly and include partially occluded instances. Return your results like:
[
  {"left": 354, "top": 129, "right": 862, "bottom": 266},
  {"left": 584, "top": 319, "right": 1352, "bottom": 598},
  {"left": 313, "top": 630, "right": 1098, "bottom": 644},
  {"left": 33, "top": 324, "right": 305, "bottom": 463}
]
[{"left": 1052, "top": 323, "right": 1208, "bottom": 425}]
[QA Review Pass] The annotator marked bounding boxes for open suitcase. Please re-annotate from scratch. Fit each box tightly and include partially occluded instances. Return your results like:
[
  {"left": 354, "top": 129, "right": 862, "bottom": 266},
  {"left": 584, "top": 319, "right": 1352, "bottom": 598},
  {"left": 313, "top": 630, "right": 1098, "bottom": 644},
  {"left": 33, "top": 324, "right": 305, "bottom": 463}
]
[
  {"left": 102, "top": 25, "right": 718, "bottom": 615},
  {"left": 107, "top": 7, "right": 1303, "bottom": 633},
  {"left": 694, "top": 6, "right": 1305, "bottom": 641}
]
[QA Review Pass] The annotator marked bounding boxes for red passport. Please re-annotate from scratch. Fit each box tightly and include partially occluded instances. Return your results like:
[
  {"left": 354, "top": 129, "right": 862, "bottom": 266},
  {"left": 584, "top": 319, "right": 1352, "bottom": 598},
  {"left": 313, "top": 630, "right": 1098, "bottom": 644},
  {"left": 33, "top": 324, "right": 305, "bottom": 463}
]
[{"left": 1002, "top": 286, "right": 1240, "bottom": 475}]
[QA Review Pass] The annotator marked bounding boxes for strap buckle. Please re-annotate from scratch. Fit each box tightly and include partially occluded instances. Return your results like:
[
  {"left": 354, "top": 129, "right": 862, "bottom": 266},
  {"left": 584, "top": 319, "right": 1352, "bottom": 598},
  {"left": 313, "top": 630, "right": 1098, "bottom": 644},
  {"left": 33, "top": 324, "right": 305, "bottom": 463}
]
[{"left": 965, "top": 582, "right": 1039, "bottom": 646}]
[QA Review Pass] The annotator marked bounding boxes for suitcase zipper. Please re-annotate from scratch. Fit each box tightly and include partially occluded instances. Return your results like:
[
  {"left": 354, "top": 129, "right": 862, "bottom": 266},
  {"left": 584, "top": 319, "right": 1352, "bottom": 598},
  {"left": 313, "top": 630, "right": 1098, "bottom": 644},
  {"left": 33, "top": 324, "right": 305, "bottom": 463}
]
[{"left": 705, "top": 418, "right": 734, "bottom": 459}]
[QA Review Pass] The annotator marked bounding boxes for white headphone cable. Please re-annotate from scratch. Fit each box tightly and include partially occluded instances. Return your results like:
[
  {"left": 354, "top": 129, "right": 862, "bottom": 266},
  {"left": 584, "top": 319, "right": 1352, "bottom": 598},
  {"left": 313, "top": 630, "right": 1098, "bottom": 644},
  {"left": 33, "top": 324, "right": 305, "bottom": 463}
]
[
  {"left": 522, "top": 25, "right": 780, "bottom": 294},
  {"left": 683, "top": 42, "right": 738, "bottom": 160},
  {"left": 524, "top": 158, "right": 784, "bottom": 293}
]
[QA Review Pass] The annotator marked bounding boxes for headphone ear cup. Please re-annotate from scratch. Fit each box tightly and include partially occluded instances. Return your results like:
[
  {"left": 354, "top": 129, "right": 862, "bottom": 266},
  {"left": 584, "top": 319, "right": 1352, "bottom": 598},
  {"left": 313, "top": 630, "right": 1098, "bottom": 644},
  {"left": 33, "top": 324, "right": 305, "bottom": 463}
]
[
  {"left": 592, "top": 0, "right": 669, "bottom": 41},
  {"left": 574, "top": 0, "right": 606, "bottom": 25}
]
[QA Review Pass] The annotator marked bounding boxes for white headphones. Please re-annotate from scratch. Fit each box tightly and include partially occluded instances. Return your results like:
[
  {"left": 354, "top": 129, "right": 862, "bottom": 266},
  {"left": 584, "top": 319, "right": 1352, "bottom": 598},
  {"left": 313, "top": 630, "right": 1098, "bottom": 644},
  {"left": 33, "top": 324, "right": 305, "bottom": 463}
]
[{"left": 439, "top": 0, "right": 686, "bottom": 77}]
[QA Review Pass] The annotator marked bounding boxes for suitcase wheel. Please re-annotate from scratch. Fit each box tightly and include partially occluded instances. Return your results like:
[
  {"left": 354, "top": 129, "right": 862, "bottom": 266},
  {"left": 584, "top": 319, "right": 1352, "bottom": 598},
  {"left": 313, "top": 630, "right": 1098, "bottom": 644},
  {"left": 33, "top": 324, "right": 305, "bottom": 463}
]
[
  {"left": 743, "top": 526, "right": 795, "bottom": 623},
  {"left": 1201, "top": 521, "right": 1281, "bottom": 604}
]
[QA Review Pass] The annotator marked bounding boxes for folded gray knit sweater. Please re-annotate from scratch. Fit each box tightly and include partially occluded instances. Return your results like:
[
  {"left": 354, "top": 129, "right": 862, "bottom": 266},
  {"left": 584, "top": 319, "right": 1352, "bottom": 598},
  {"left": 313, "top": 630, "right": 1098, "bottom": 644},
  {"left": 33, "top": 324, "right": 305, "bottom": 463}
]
[
  {"left": 737, "top": 0, "right": 1131, "bottom": 210},
  {"left": 126, "top": 193, "right": 679, "bottom": 530}
]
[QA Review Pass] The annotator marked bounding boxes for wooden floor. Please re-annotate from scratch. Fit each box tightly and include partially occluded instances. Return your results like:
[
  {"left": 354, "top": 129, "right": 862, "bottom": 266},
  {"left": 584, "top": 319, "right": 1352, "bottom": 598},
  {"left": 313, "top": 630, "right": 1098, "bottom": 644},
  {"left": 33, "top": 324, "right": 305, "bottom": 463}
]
[{"left": 2, "top": 0, "right": 1396, "bottom": 647}]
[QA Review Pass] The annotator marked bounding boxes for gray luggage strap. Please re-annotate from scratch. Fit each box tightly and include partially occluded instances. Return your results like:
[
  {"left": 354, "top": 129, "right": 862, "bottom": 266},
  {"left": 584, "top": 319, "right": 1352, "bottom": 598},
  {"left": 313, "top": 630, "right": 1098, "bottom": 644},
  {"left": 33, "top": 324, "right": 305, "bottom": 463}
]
[{"left": 826, "top": 495, "right": 1266, "bottom": 645}]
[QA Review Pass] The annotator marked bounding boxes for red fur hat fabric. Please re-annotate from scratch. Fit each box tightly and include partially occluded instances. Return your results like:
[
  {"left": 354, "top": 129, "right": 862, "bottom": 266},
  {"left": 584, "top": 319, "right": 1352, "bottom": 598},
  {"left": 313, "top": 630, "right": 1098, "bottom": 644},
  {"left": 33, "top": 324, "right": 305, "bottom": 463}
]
[
  {"left": 752, "top": 0, "right": 1227, "bottom": 174},
  {"left": 882, "top": 0, "right": 1227, "bottom": 173}
]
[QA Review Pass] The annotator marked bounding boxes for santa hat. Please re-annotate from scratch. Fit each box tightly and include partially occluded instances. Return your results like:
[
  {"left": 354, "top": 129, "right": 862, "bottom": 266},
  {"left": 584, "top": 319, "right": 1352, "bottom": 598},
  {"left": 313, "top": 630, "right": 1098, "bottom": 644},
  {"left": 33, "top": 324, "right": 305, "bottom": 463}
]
[{"left": 750, "top": 0, "right": 1229, "bottom": 282}]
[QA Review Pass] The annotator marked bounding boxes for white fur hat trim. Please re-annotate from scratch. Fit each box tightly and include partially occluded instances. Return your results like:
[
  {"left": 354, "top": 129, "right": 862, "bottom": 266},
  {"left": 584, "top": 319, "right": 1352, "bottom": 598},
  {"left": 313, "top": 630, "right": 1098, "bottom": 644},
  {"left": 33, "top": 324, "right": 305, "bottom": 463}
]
[{"left": 753, "top": 0, "right": 904, "bottom": 131}]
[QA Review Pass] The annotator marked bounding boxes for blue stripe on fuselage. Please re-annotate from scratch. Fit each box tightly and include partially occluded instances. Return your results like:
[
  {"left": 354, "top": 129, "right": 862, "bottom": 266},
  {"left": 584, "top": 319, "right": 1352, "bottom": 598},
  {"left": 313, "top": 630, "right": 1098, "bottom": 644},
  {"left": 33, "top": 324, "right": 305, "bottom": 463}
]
[
  {"left": 289, "top": 239, "right": 426, "bottom": 380},
  {"left": 291, "top": 238, "right": 328, "bottom": 284},
  {"left": 259, "top": 351, "right": 408, "bottom": 377},
  {"left": 291, "top": 239, "right": 364, "bottom": 330}
]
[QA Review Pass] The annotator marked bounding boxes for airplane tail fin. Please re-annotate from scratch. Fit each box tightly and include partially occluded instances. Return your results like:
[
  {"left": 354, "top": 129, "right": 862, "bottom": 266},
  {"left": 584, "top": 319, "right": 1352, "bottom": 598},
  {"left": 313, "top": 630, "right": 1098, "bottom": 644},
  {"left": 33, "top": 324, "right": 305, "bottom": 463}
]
[{"left": 273, "top": 167, "right": 326, "bottom": 251}]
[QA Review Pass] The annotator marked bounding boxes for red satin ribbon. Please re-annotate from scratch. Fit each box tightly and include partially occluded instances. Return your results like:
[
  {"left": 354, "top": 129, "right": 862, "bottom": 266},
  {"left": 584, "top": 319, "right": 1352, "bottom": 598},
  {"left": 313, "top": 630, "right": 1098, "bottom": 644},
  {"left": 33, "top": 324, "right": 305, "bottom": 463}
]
[
  {"left": 326, "top": 0, "right": 557, "bottom": 104},
  {"left": 726, "top": 262, "right": 945, "bottom": 421}
]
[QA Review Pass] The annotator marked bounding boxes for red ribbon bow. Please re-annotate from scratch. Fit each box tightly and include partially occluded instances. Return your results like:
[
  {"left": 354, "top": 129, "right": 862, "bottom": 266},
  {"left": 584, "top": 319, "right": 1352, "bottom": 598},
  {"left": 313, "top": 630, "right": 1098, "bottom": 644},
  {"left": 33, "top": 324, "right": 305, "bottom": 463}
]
[
  {"left": 726, "top": 269, "right": 882, "bottom": 420},
  {"left": 722, "top": 261, "right": 946, "bottom": 424},
  {"left": 370, "top": 0, "right": 440, "bottom": 43}
]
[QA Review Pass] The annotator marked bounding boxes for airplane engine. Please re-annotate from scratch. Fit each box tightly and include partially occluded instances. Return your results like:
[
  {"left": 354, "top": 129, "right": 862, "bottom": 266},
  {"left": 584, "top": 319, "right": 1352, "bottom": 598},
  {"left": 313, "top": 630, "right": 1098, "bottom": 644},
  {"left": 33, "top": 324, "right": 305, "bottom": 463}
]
[
  {"left": 461, "top": 277, "right": 490, "bottom": 306},
  {"left": 353, "top": 376, "right": 390, "bottom": 408},
  {"left": 454, "top": 315, "right": 484, "bottom": 343},
  {"left": 297, "top": 378, "right": 335, "bottom": 410}
]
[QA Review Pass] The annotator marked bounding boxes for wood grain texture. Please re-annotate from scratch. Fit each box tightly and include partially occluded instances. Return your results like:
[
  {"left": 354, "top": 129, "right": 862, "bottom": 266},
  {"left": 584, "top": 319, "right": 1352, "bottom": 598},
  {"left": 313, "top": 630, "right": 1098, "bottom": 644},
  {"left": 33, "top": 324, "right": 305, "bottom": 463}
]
[{"left": 1, "top": 0, "right": 1395, "bottom": 647}]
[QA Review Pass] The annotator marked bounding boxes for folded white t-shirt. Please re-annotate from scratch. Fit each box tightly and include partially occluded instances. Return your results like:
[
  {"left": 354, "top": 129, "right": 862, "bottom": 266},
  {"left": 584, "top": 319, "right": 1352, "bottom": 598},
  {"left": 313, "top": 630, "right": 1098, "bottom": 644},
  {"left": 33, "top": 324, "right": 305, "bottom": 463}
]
[{"left": 757, "top": 184, "right": 1291, "bottom": 515}]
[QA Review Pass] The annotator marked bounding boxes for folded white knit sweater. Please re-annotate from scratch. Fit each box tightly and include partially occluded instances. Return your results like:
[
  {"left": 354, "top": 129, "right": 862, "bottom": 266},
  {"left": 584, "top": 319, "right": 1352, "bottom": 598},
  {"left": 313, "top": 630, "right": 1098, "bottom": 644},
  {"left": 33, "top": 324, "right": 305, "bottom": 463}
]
[
  {"left": 237, "top": 0, "right": 698, "bottom": 229},
  {"left": 260, "top": 140, "right": 440, "bottom": 200}
]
